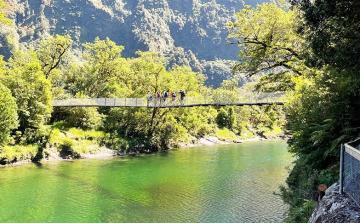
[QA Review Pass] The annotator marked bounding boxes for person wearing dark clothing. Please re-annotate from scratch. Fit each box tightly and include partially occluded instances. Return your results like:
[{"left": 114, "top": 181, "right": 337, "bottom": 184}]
[
  {"left": 147, "top": 92, "right": 153, "bottom": 107},
  {"left": 156, "top": 92, "right": 161, "bottom": 106},
  {"left": 163, "top": 90, "right": 169, "bottom": 103},
  {"left": 171, "top": 92, "right": 176, "bottom": 102},
  {"left": 179, "top": 90, "right": 186, "bottom": 105}
]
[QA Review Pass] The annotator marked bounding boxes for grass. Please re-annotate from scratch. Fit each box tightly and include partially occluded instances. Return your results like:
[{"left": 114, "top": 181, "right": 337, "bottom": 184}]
[
  {"left": 67, "top": 128, "right": 105, "bottom": 141},
  {"left": 72, "top": 140, "right": 101, "bottom": 154},
  {"left": 48, "top": 128, "right": 104, "bottom": 157},
  {"left": 263, "top": 125, "right": 284, "bottom": 138},
  {"left": 238, "top": 127, "right": 256, "bottom": 140},
  {"left": 285, "top": 200, "right": 316, "bottom": 223},
  {"left": 215, "top": 128, "right": 238, "bottom": 141}
]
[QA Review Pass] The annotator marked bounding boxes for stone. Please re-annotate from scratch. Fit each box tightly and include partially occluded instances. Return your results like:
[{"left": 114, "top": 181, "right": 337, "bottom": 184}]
[{"left": 309, "top": 183, "right": 360, "bottom": 223}]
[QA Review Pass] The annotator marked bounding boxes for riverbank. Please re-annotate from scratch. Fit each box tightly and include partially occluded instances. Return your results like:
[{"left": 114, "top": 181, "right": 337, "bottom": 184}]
[
  {"left": 179, "top": 134, "right": 285, "bottom": 148},
  {"left": 0, "top": 134, "right": 286, "bottom": 168}
]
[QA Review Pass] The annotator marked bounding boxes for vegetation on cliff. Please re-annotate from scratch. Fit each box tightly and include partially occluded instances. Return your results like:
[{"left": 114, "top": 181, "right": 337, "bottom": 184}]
[
  {"left": 0, "top": 0, "right": 273, "bottom": 86},
  {"left": 229, "top": 1, "right": 360, "bottom": 222}
]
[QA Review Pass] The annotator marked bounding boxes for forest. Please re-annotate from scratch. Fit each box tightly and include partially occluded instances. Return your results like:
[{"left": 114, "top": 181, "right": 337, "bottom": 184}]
[{"left": 0, "top": 13, "right": 284, "bottom": 165}]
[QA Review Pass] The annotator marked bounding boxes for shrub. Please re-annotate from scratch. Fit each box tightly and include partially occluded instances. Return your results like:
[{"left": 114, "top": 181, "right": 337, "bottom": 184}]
[
  {"left": 0, "top": 83, "right": 18, "bottom": 145},
  {"left": 4, "top": 51, "right": 52, "bottom": 132},
  {"left": 238, "top": 126, "right": 256, "bottom": 140},
  {"left": 216, "top": 108, "right": 236, "bottom": 130},
  {"left": 48, "top": 128, "right": 66, "bottom": 145},
  {"left": 20, "top": 125, "right": 51, "bottom": 145},
  {"left": 72, "top": 140, "right": 100, "bottom": 154},
  {"left": 48, "top": 128, "right": 105, "bottom": 158},
  {"left": 64, "top": 107, "right": 103, "bottom": 130},
  {"left": 215, "top": 128, "right": 237, "bottom": 141},
  {"left": 103, "top": 133, "right": 129, "bottom": 151},
  {"left": 285, "top": 200, "right": 316, "bottom": 223},
  {"left": 177, "top": 107, "right": 217, "bottom": 137},
  {"left": 0, "top": 144, "right": 38, "bottom": 164},
  {"left": 67, "top": 128, "right": 105, "bottom": 141}
]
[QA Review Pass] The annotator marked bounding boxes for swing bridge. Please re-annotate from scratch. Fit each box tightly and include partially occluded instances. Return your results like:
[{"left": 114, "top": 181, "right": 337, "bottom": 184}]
[{"left": 53, "top": 93, "right": 284, "bottom": 108}]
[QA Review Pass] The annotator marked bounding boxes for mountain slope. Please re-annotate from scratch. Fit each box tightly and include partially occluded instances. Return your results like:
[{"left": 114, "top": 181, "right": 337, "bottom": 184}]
[{"left": 1, "top": 0, "right": 271, "bottom": 86}]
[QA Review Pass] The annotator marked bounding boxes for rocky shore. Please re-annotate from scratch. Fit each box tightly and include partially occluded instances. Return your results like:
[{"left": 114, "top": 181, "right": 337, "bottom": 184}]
[{"left": 0, "top": 135, "right": 284, "bottom": 168}]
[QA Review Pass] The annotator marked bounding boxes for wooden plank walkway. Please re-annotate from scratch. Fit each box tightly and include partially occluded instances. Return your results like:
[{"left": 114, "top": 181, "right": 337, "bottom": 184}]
[{"left": 53, "top": 97, "right": 284, "bottom": 108}]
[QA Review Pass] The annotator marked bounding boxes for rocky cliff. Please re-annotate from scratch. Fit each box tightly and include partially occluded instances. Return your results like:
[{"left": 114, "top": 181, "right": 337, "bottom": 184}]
[
  {"left": 309, "top": 183, "right": 360, "bottom": 223},
  {"left": 0, "top": 0, "right": 272, "bottom": 86}
]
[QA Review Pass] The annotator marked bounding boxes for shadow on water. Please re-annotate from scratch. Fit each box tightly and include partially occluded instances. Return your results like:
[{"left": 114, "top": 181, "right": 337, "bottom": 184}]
[
  {"left": 159, "top": 151, "right": 170, "bottom": 157},
  {"left": 32, "top": 161, "right": 43, "bottom": 168}
]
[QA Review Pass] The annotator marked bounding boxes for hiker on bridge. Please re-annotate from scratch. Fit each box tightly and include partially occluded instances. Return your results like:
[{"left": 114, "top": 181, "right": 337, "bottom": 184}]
[
  {"left": 163, "top": 90, "right": 169, "bottom": 104},
  {"left": 171, "top": 91, "right": 177, "bottom": 103},
  {"left": 156, "top": 91, "right": 161, "bottom": 105},
  {"left": 147, "top": 92, "right": 153, "bottom": 107},
  {"left": 179, "top": 90, "right": 186, "bottom": 105}
]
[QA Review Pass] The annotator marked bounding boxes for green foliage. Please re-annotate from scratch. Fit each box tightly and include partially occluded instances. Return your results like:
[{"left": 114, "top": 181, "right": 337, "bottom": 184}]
[
  {"left": 293, "top": 0, "right": 360, "bottom": 72},
  {"left": 285, "top": 199, "right": 316, "bottom": 223},
  {"left": 67, "top": 38, "right": 127, "bottom": 97},
  {"left": 37, "top": 35, "right": 72, "bottom": 79},
  {"left": 177, "top": 107, "right": 218, "bottom": 137},
  {"left": 49, "top": 128, "right": 104, "bottom": 145},
  {"left": 48, "top": 128, "right": 105, "bottom": 158},
  {"left": 228, "top": 3, "right": 309, "bottom": 91},
  {"left": 215, "top": 128, "right": 237, "bottom": 141},
  {"left": 0, "top": 33, "right": 285, "bottom": 164},
  {"left": 3, "top": 51, "right": 52, "bottom": 133},
  {"left": 0, "top": 145, "right": 38, "bottom": 164},
  {"left": 67, "top": 128, "right": 105, "bottom": 140},
  {"left": 0, "top": 83, "right": 18, "bottom": 145},
  {"left": 48, "top": 128, "right": 66, "bottom": 145},
  {"left": 63, "top": 107, "right": 103, "bottom": 130},
  {"left": 230, "top": 2, "right": 360, "bottom": 222},
  {"left": 0, "top": 0, "right": 11, "bottom": 25},
  {"left": 103, "top": 134, "right": 129, "bottom": 151},
  {"left": 216, "top": 108, "right": 236, "bottom": 130}
]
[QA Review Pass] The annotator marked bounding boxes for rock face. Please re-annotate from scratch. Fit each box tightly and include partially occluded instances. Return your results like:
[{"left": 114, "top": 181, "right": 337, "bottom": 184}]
[
  {"left": 1, "top": 0, "right": 271, "bottom": 86},
  {"left": 309, "top": 183, "right": 360, "bottom": 223}
]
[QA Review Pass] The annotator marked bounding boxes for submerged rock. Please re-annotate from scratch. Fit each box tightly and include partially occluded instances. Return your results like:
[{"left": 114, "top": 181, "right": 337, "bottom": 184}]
[{"left": 309, "top": 183, "right": 360, "bottom": 223}]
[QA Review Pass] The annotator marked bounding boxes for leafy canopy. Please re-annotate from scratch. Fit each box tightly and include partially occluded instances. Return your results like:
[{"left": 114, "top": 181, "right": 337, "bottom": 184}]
[
  {"left": 0, "top": 83, "right": 18, "bottom": 145},
  {"left": 228, "top": 3, "right": 308, "bottom": 91},
  {"left": 4, "top": 51, "right": 52, "bottom": 132},
  {"left": 0, "top": 0, "right": 11, "bottom": 25},
  {"left": 37, "top": 35, "right": 73, "bottom": 79}
]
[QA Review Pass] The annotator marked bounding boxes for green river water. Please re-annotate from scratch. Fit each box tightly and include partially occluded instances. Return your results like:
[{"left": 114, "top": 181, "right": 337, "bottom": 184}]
[{"left": 0, "top": 141, "right": 292, "bottom": 223}]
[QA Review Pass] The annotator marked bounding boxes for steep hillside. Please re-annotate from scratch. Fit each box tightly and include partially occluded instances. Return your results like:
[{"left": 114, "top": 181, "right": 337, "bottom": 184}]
[{"left": 1, "top": 0, "right": 271, "bottom": 86}]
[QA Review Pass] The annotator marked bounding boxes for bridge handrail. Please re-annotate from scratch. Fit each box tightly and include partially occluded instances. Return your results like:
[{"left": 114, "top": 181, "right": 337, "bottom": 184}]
[
  {"left": 340, "top": 139, "right": 360, "bottom": 208},
  {"left": 53, "top": 94, "right": 284, "bottom": 108}
]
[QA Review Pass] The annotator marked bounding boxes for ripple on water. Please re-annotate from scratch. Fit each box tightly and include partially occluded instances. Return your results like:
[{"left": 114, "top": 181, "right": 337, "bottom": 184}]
[{"left": 0, "top": 141, "right": 291, "bottom": 223}]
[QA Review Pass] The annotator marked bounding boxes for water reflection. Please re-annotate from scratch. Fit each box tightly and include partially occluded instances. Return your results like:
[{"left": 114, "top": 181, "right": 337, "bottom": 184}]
[{"left": 0, "top": 141, "right": 292, "bottom": 223}]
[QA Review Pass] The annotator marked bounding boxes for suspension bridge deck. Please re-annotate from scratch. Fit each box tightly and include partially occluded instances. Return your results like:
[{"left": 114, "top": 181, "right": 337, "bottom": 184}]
[{"left": 53, "top": 97, "right": 284, "bottom": 108}]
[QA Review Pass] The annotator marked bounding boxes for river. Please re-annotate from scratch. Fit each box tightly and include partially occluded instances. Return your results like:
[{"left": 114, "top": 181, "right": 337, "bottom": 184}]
[{"left": 0, "top": 141, "right": 292, "bottom": 223}]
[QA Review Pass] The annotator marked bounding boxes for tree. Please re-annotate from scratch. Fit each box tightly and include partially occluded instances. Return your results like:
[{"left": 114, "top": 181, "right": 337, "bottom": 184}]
[
  {"left": 0, "top": 0, "right": 11, "bottom": 25},
  {"left": 216, "top": 108, "right": 235, "bottom": 130},
  {"left": 229, "top": 1, "right": 360, "bottom": 222},
  {"left": 4, "top": 51, "right": 52, "bottom": 132},
  {"left": 227, "top": 3, "right": 308, "bottom": 91},
  {"left": 66, "top": 38, "right": 127, "bottom": 97},
  {"left": 37, "top": 35, "right": 73, "bottom": 79},
  {"left": 292, "top": 0, "right": 360, "bottom": 71},
  {"left": 0, "top": 83, "right": 18, "bottom": 145}
]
